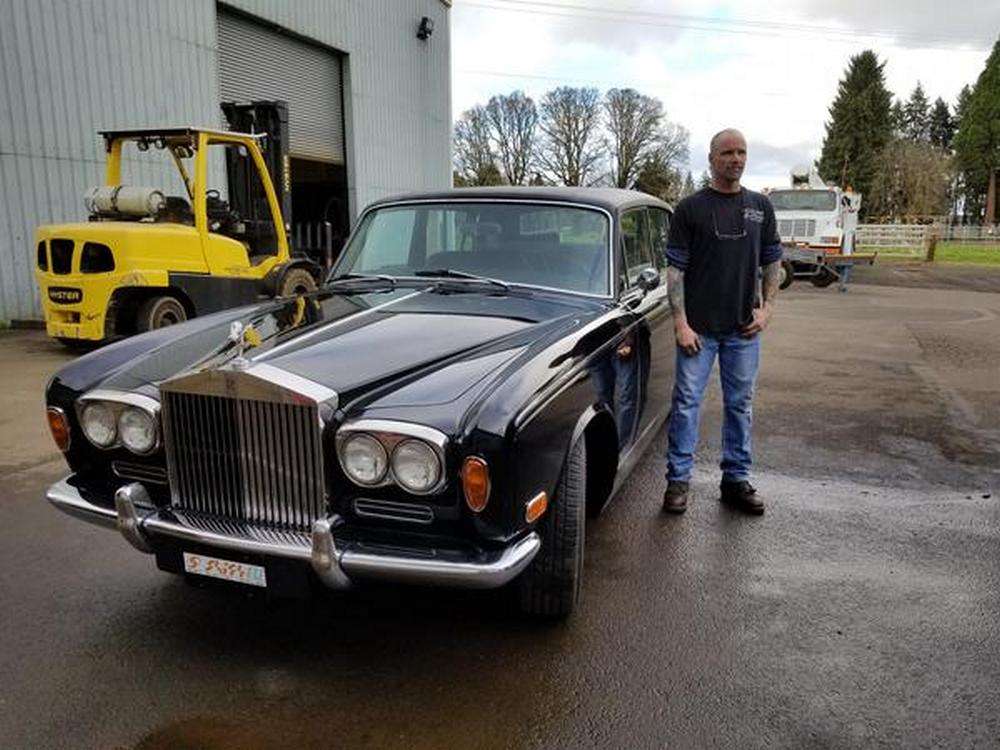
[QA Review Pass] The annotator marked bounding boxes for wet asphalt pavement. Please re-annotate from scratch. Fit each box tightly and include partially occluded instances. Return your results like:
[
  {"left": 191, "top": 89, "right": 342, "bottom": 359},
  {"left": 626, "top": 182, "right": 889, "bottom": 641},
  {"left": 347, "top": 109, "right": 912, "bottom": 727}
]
[{"left": 2, "top": 272, "right": 999, "bottom": 749}]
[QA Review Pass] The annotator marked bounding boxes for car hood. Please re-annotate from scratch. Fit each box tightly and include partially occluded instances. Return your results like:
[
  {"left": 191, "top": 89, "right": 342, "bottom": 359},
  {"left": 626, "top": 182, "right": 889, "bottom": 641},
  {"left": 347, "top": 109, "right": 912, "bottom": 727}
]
[{"left": 59, "top": 286, "right": 604, "bottom": 406}]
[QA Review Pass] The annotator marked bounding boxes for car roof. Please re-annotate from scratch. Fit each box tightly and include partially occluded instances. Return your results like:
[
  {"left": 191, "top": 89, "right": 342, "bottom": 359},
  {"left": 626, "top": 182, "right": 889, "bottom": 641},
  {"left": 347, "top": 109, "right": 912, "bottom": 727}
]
[{"left": 367, "top": 186, "right": 672, "bottom": 214}]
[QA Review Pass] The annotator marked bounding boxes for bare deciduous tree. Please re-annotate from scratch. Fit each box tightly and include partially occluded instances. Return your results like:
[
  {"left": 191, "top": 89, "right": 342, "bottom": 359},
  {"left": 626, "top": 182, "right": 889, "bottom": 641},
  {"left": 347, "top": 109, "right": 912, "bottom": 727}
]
[
  {"left": 453, "top": 105, "right": 502, "bottom": 186},
  {"left": 536, "top": 86, "right": 602, "bottom": 186},
  {"left": 485, "top": 91, "right": 538, "bottom": 186},
  {"left": 868, "top": 140, "right": 952, "bottom": 221},
  {"left": 604, "top": 88, "right": 664, "bottom": 189}
]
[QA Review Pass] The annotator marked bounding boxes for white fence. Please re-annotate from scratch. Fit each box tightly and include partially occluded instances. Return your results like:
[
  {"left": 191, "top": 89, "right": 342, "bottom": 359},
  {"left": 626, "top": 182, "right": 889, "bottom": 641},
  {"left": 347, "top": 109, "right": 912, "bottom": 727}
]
[{"left": 857, "top": 224, "right": 1000, "bottom": 248}]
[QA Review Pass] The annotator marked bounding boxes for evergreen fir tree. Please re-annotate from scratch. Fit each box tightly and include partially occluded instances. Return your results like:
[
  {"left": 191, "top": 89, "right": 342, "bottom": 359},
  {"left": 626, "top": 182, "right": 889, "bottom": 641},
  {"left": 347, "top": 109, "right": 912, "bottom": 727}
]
[
  {"left": 928, "top": 98, "right": 955, "bottom": 151},
  {"left": 954, "top": 38, "right": 1000, "bottom": 221},
  {"left": 682, "top": 170, "right": 696, "bottom": 197},
  {"left": 890, "top": 100, "right": 906, "bottom": 138},
  {"left": 955, "top": 84, "right": 973, "bottom": 123},
  {"left": 817, "top": 50, "right": 893, "bottom": 211},
  {"left": 903, "top": 83, "right": 931, "bottom": 142}
]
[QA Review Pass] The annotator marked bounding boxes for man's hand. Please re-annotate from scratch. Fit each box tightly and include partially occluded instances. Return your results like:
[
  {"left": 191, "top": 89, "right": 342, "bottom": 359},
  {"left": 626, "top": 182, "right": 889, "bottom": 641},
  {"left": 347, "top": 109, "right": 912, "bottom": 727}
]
[
  {"left": 740, "top": 302, "right": 773, "bottom": 338},
  {"left": 675, "top": 320, "right": 702, "bottom": 356}
]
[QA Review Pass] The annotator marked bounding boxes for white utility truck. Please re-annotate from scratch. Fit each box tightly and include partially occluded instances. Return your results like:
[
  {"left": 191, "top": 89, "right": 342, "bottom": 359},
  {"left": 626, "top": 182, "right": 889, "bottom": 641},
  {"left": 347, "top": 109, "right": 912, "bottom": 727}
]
[{"left": 767, "top": 166, "right": 873, "bottom": 290}]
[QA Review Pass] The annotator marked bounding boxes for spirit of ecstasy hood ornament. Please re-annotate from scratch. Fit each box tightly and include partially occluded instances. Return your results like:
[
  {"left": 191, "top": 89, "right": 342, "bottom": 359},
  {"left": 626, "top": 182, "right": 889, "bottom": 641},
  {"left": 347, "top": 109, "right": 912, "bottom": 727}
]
[{"left": 228, "top": 320, "right": 255, "bottom": 370}]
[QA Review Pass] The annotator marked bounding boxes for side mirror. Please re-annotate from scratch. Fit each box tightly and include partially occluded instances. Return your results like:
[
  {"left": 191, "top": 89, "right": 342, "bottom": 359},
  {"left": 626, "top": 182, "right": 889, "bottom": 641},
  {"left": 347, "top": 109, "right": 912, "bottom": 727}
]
[{"left": 637, "top": 267, "right": 660, "bottom": 293}]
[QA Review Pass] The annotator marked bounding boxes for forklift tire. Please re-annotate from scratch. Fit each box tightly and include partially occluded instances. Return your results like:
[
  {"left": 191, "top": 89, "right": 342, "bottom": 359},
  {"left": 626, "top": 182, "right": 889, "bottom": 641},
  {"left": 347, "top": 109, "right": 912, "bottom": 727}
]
[
  {"left": 276, "top": 268, "right": 318, "bottom": 297},
  {"left": 779, "top": 260, "right": 794, "bottom": 290},
  {"left": 810, "top": 268, "right": 838, "bottom": 288},
  {"left": 136, "top": 295, "right": 188, "bottom": 332}
]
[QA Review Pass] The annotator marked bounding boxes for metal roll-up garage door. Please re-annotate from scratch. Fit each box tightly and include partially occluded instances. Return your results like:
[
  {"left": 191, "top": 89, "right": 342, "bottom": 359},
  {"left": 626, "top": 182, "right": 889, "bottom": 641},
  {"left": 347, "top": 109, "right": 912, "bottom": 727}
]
[{"left": 217, "top": 10, "right": 344, "bottom": 164}]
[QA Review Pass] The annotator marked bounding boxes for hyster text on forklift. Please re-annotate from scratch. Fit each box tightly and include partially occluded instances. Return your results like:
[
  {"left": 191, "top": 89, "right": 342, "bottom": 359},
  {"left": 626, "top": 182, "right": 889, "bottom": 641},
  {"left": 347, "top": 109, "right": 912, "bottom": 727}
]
[
  {"left": 34, "top": 101, "right": 323, "bottom": 347},
  {"left": 767, "top": 166, "right": 874, "bottom": 290}
]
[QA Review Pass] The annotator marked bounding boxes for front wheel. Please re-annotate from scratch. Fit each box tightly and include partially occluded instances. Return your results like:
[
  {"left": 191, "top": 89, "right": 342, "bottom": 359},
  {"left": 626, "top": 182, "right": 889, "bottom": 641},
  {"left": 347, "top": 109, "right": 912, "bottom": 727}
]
[
  {"left": 517, "top": 437, "right": 586, "bottom": 619},
  {"left": 135, "top": 295, "right": 187, "bottom": 332}
]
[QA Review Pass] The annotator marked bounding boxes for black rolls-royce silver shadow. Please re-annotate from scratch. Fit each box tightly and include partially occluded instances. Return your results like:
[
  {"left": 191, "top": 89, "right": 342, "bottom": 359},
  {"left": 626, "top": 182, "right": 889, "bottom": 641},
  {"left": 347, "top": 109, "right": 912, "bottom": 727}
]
[{"left": 44, "top": 187, "right": 675, "bottom": 618}]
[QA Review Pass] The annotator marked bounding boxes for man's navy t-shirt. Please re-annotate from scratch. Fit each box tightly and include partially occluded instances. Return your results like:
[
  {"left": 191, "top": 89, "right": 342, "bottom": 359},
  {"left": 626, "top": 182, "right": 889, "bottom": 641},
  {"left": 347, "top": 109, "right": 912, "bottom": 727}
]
[{"left": 666, "top": 187, "right": 783, "bottom": 335}]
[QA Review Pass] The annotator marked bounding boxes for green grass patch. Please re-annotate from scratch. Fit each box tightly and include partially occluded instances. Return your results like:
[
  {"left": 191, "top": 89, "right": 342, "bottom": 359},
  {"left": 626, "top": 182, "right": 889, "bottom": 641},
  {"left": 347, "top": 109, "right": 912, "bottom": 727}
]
[{"left": 859, "top": 242, "right": 1000, "bottom": 265}]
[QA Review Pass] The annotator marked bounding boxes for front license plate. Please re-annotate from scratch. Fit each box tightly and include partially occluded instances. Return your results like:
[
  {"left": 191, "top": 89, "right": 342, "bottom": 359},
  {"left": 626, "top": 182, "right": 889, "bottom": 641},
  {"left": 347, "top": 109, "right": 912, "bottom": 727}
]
[{"left": 183, "top": 552, "right": 267, "bottom": 588}]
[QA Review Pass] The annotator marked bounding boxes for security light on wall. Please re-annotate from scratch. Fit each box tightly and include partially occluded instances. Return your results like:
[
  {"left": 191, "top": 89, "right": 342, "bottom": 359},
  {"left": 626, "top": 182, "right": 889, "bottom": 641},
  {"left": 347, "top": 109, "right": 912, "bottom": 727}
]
[{"left": 417, "top": 16, "right": 434, "bottom": 40}]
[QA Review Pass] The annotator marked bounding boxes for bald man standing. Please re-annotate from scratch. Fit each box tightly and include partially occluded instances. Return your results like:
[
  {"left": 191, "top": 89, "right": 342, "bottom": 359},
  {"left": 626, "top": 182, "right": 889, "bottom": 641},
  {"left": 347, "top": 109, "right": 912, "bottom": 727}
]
[{"left": 661, "top": 129, "right": 783, "bottom": 515}]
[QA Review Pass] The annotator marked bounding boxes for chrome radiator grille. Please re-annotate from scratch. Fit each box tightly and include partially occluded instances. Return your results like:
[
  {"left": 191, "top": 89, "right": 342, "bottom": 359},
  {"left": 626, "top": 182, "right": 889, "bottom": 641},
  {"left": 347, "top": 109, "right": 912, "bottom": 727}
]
[
  {"left": 161, "top": 391, "right": 325, "bottom": 531},
  {"left": 778, "top": 219, "right": 816, "bottom": 239}
]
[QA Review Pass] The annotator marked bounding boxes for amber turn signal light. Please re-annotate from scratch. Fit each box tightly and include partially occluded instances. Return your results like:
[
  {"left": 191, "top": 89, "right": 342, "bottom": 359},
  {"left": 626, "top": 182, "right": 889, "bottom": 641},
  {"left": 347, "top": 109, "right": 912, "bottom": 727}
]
[
  {"left": 47, "top": 407, "right": 71, "bottom": 452},
  {"left": 461, "top": 456, "right": 490, "bottom": 512},
  {"left": 525, "top": 492, "right": 548, "bottom": 523}
]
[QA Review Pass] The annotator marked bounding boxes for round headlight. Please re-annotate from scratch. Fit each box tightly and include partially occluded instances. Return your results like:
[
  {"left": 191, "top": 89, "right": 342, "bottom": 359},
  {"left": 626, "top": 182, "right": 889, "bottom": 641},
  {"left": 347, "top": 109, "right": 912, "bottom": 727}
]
[
  {"left": 81, "top": 402, "right": 117, "bottom": 448},
  {"left": 341, "top": 434, "right": 388, "bottom": 486},
  {"left": 391, "top": 439, "right": 441, "bottom": 494},
  {"left": 118, "top": 407, "right": 157, "bottom": 454}
]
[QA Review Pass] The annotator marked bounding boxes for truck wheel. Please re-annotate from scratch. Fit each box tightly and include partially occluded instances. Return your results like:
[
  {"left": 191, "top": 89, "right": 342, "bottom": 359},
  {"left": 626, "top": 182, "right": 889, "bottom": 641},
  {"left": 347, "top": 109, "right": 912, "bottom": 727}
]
[
  {"left": 517, "top": 436, "right": 586, "bottom": 619},
  {"left": 277, "top": 268, "right": 317, "bottom": 297},
  {"left": 136, "top": 295, "right": 187, "bottom": 332},
  {"left": 779, "top": 260, "right": 794, "bottom": 290},
  {"left": 810, "top": 268, "right": 837, "bottom": 288}
]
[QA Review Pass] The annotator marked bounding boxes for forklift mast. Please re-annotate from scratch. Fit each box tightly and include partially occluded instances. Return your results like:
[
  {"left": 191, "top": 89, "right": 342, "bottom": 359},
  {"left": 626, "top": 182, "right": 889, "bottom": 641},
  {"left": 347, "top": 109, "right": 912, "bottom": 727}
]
[{"left": 220, "top": 100, "right": 292, "bottom": 239}]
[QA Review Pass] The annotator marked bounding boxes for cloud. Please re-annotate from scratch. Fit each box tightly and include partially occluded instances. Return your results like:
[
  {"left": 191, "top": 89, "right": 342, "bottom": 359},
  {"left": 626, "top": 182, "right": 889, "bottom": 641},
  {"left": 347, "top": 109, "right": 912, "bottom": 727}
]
[{"left": 452, "top": 1, "right": 996, "bottom": 186}]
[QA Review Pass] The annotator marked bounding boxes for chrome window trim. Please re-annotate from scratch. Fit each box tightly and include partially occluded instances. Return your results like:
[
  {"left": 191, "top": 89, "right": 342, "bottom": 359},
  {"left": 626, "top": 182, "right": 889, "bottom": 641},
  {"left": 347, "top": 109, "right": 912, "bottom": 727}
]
[
  {"left": 338, "top": 198, "right": 617, "bottom": 300},
  {"left": 336, "top": 419, "right": 449, "bottom": 495},
  {"left": 75, "top": 389, "right": 162, "bottom": 454}
]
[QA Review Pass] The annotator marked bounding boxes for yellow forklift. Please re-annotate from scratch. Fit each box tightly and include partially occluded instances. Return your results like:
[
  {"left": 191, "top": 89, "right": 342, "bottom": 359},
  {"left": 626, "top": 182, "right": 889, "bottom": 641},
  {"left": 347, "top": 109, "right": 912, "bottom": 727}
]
[{"left": 34, "top": 102, "right": 323, "bottom": 347}]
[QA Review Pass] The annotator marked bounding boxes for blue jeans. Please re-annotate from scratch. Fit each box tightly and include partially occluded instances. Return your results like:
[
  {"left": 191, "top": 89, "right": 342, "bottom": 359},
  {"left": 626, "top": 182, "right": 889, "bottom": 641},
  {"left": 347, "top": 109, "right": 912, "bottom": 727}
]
[
  {"left": 591, "top": 348, "right": 639, "bottom": 448},
  {"left": 666, "top": 332, "right": 760, "bottom": 483}
]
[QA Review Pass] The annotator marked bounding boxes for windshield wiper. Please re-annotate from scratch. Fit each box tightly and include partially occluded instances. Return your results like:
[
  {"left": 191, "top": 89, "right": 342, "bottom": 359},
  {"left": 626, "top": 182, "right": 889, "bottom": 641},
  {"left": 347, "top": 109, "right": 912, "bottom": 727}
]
[
  {"left": 414, "top": 268, "right": 510, "bottom": 293},
  {"left": 325, "top": 273, "right": 397, "bottom": 291}
]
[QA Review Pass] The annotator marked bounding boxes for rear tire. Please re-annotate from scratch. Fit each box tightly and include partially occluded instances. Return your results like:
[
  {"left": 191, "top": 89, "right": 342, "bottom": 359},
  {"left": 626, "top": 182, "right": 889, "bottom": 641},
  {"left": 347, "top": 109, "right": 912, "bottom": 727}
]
[
  {"left": 810, "top": 268, "right": 837, "bottom": 288},
  {"left": 277, "top": 267, "right": 318, "bottom": 297},
  {"left": 135, "top": 295, "right": 187, "bottom": 332},
  {"left": 779, "top": 260, "right": 794, "bottom": 290},
  {"left": 517, "top": 437, "right": 586, "bottom": 619}
]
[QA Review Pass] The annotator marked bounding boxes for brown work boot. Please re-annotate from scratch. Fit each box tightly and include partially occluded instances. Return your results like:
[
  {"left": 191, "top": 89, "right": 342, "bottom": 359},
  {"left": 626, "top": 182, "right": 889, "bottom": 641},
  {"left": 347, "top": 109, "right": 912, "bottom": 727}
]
[
  {"left": 719, "top": 480, "right": 765, "bottom": 515},
  {"left": 662, "top": 481, "right": 689, "bottom": 514}
]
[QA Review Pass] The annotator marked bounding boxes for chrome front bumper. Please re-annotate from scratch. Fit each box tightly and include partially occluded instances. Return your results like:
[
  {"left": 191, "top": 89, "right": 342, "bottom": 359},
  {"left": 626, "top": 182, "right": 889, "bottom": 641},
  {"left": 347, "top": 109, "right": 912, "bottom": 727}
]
[{"left": 46, "top": 478, "right": 541, "bottom": 590}]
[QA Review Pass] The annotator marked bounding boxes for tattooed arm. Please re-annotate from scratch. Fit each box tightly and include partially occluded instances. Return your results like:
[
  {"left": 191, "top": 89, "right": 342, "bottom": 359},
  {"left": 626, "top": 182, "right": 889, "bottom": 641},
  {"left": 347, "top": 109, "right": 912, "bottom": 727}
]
[
  {"left": 741, "top": 260, "right": 781, "bottom": 337},
  {"left": 667, "top": 265, "right": 701, "bottom": 355}
]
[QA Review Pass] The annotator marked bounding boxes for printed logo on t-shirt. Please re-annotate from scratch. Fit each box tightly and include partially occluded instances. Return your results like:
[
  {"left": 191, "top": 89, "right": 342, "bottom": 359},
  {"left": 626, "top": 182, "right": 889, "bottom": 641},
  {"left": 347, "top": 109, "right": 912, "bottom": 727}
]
[{"left": 743, "top": 207, "right": 765, "bottom": 223}]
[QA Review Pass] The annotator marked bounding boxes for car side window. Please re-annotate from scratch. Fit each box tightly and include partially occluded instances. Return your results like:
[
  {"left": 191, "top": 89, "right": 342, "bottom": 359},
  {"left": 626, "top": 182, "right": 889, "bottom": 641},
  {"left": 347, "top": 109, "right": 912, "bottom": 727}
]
[
  {"left": 620, "top": 208, "right": 655, "bottom": 289},
  {"left": 647, "top": 208, "right": 671, "bottom": 280}
]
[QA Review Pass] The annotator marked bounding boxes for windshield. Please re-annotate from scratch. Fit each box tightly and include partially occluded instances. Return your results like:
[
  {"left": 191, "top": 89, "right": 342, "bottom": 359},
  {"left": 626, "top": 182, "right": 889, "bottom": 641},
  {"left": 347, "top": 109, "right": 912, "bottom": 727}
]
[
  {"left": 769, "top": 190, "right": 837, "bottom": 212},
  {"left": 334, "top": 202, "right": 611, "bottom": 295}
]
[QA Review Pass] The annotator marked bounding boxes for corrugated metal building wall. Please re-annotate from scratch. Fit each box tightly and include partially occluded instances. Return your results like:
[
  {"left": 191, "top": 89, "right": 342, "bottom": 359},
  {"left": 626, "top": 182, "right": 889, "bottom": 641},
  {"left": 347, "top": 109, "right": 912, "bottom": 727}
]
[{"left": 0, "top": 0, "right": 451, "bottom": 322}]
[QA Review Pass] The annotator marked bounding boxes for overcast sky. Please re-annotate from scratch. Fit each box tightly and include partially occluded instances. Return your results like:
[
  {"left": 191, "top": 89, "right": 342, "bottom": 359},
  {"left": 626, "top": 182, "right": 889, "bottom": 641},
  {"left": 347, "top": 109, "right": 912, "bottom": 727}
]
[{"left": 450, "top": 0, "right": 998, "bottom": 190}]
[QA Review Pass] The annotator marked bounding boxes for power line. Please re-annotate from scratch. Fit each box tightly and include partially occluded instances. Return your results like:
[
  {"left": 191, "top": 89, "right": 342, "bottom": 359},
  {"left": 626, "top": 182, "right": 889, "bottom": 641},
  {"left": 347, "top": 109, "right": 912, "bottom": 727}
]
[{"left": 461, "top": 0, "right": 995, "bottom": 50}]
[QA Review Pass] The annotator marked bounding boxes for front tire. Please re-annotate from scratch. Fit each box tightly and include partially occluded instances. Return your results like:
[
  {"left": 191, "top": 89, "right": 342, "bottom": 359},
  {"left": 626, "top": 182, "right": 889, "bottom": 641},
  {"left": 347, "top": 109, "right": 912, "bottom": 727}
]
[
  {"left": 517, "top": 437, "right": 586, "bottom": 619},
  {"left": 135, "top": 295, "right": 187, "bottom": 332}
]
